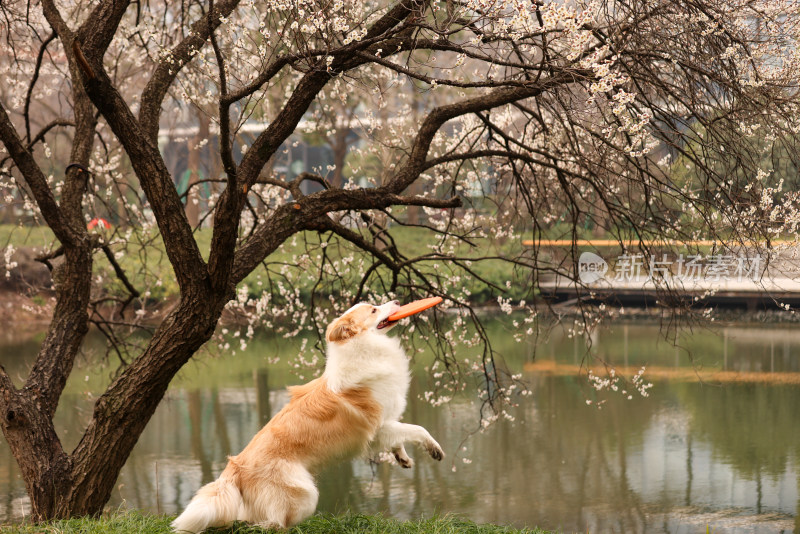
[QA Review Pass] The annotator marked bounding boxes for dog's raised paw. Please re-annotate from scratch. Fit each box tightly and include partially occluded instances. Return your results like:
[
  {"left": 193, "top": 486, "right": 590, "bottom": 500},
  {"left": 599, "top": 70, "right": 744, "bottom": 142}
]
[
  {"left": 426, "top": 441, "right": 444, "bottom": 461},
  {"left": 395, "top": 454, "right": 414, "bottom": 468}
]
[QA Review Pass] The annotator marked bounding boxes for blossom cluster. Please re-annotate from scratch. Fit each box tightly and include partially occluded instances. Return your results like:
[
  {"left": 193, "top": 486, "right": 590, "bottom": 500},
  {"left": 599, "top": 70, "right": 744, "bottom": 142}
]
[{"left": 587, "top": 366, "right": 653, "bottom": 406}]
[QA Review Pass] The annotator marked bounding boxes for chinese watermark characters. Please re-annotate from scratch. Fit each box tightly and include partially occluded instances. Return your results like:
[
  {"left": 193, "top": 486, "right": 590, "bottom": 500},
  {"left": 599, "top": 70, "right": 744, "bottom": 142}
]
[{"left": 579, "top": 252, "right": 764, "bottom": 284}]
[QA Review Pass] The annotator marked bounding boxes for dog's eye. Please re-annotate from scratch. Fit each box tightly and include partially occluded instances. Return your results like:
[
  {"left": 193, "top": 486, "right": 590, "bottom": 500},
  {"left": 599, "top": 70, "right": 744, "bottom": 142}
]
[{"left": 371, "top": 309, "right": 377, "bottom": 314}]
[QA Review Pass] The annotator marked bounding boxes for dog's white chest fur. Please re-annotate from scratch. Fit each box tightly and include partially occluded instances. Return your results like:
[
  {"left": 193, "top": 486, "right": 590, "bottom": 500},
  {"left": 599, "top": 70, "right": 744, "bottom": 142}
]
[{"left": 324, "top": 331, "right": 410, "bottom": 422}]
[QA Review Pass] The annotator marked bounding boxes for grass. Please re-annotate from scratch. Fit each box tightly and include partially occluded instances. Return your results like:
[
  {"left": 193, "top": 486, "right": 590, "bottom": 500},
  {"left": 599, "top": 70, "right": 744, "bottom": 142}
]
[
  {"left": 0, "top": 511, "right": 551, "bottom": 534},
  {"left": 0, "top": 223, "right": 533, "bottom": 305}
]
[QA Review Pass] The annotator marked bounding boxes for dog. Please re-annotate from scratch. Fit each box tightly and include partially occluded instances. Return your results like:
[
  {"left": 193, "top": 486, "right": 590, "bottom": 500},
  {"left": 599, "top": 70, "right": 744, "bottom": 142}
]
[{"left": 172, "top": 301, "right": 444, "bottom": 533}]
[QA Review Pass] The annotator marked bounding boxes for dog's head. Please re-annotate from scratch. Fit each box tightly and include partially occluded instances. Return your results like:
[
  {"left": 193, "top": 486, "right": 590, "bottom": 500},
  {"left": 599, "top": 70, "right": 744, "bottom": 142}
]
[{"left": 325, "top": 301, "right": 401, "bottom": 343}]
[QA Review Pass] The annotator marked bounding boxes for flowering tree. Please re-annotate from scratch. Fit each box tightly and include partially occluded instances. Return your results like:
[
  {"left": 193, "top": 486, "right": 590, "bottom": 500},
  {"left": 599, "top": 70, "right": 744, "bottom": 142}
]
[{"left": 1, "top": 0, "right": 799, "bottom": 521}]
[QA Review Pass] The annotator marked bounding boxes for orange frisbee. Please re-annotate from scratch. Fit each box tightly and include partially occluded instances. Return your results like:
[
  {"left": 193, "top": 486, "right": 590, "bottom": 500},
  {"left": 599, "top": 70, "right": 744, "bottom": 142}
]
[{"left": 386, "top": 297, "right": 443, "bottom": 322}]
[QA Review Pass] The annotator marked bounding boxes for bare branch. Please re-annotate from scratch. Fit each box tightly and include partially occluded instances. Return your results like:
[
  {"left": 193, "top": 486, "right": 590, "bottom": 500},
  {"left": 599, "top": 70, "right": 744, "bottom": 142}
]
[
  {"left": 321, "top": 217, "right": 400, "bottom": 271},
  {"left": 0, "top": 119, "right": 73, "bottom": 171},
  {"left": 0, "top": 104, "right": 79, "bottom": 246},
  {"left": 23, "top": 32, "right": 57, "bottom": 142},
  {"left": 354, "top": 50, "right": 544, "bottom": 89},
  {"left": 35, "top": 245, "right": 65, "bottom": 272},
  {"left": 101, "top": 244, "right": 140, "bottom": 300},
  {"left": 202, "top": 0, "right": 245, "bottom": 290},
  {"left": 208, "top": 0, "right": 237, "bottom": 184}
]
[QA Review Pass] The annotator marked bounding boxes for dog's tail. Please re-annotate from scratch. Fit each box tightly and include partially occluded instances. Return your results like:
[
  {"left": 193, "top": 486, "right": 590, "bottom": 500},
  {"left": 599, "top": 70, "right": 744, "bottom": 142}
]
[{"left": 172, "top": 470, "right": 242, "bottom": 534}]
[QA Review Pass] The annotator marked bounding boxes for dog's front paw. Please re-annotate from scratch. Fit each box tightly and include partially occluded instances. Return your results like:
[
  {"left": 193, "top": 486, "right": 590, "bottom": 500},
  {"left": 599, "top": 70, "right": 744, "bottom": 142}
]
[
  {"left": 425, "top": 440, "right": 444, "bottom": 461},
  {"left": 394, "top": 453, "right": 414, "bottom": 468},
  {"left": 393, "top": 447, "right": 414, "bottom": 468}
]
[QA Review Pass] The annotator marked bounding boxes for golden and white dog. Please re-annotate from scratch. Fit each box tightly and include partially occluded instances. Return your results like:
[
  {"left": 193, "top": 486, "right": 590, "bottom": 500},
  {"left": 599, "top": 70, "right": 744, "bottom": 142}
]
[{"left": 172, "top": 301, "right": 444, "bottom": 533}]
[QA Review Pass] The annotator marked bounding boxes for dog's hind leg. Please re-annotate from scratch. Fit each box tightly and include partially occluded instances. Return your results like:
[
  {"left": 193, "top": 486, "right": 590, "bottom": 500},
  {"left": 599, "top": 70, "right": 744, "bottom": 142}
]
[
  {"left": 248, "top": 461, "right": 319, "bottom": 529},
  {"left": 286, "top": 476, "right": 319, "bottom": 527}
]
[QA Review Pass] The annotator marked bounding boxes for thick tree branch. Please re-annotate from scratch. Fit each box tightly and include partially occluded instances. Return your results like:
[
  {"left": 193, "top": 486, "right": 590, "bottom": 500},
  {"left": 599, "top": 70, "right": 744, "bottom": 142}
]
[
  {"left": 231, "top": 187, "right": 461, "bottom": 284},
  {"left": 139, "top": 0, "right": 240, "bottom": 144},
  {"left": 209, "top": 0, "right": 425, "bottom": 294},
  {"left": 41, "top": 0, "right": 129, "bottom": 62},
  {"left": 236, "top": 0, "right": 422, "bottom": 187},
  {"left": 24, "top": 246, "right": 92, "bottom": 418},
  {"left": 70, "top": 297, "right": 221, "bottom": 515},
  {"left": 74, "top": 51, "right": 208, "bottom": 292},
  {"left": 221, "top": 54, "right": 301, "bottom": 105},
  {"left": 208, "top": 0, "right": 236, "bottom": 184},
  {"left": 0, "top": 382, "right": 71, "bottom": 520},
  {"left": 39, "top": 0, "right": 72, "bottom": 40},
  {"left": 3, "top": 6, "right": 97, "bottom": 491},
  {"left": 75, "top": 0, "right": 132, "bottom": 64},
  {"left": 204, "top": 0, "right": 244, "bottom": 291},
  {"left": 386, "top": 68, "right": 587, "bottom": 194},
  {"left": 288, "top": 172, "right": 331, "bottom": 195},
  {"left": 39, "top": 0, "right": 123, "bottom": 229}
]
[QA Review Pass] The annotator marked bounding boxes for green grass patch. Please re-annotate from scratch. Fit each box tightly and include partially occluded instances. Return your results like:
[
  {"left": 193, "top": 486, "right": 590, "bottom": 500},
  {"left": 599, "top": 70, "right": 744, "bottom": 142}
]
[
  {"left": 0, "top": 224, "right": 56, "bottom": 249},
  {"left": 1, "top": 511, "right": 551, "bottom": 534},
  {"left": 0, "top": 224, "right": 534, "bottom": 305}
]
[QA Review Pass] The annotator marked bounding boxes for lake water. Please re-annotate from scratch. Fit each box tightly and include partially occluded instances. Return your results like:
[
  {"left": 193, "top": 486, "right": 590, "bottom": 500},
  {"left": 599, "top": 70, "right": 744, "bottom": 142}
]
[{"left": 1, "top": 319, "right": 799, "bottom": 533}]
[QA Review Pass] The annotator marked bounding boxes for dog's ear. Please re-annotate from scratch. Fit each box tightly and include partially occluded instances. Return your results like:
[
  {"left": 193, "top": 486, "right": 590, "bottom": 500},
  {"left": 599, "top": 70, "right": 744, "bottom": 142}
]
[{"left": 326, "top": 316, "right": 359, "bottom": 343}]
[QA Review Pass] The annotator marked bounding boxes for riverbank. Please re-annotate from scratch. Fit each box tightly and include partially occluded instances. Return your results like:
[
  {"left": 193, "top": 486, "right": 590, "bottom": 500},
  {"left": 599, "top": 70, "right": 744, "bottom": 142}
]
[
  {"left": 0, "top": 222, "right": 529, "bottom": 326},
  {"left": 0, "top": 224, "right": 528, "bottom": 307},
  {"left": 0, "top": 511, "right": 550, "bottom": 533}
]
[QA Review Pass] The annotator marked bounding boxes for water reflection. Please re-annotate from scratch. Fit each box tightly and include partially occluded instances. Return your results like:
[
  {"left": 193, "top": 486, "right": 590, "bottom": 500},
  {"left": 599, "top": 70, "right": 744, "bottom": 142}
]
[{"left": 0, "top": 322, "right": 799, "bottom": 533}]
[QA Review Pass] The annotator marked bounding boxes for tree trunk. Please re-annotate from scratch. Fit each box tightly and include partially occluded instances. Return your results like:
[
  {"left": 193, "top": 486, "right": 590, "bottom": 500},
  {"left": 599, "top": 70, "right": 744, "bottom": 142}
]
[
  {"left": 1, "top": 289, "right": 225, "bottom": 520},
  {"left": 2, "top": 390, "right": 75, "bottom": 519},
  {"left": 1, "top": 244, "right": 93, "bottom": 520},
  {"left": 65, "top": 293, "right": 223, "bottom": 516}
]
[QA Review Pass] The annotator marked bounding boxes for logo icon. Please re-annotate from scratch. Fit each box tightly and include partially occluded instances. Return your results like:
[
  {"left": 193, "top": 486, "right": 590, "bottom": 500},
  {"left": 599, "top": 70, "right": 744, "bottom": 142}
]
[{"left": 578, "top": 252, "right": 608, "bottom": 283}]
